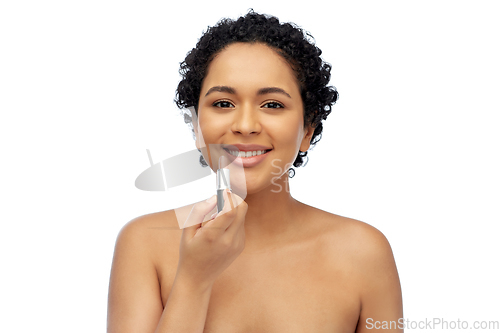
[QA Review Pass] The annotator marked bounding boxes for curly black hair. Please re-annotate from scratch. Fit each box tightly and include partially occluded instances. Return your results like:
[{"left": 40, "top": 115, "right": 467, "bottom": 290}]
[{"left": 175, "top": 10, "right": 338, "bottom": 177}]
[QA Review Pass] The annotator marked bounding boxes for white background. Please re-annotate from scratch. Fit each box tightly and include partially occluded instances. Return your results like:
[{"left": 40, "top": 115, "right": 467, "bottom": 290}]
[{"left": 1, "top": 0, "right": 499, "bottom": 332}]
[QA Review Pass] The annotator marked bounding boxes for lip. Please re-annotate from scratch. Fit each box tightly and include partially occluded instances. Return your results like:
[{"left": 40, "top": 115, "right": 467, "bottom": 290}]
[
  {"left": 223, "top": 143, "right": 273, "bottom": 151},
  {"left": 223, "top": 148, "right": 272, "bottom": 168}
]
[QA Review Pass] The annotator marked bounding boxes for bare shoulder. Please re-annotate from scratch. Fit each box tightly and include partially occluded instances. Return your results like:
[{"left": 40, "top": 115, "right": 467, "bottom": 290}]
[
  {"left": 117, "top": 209, "right": 180, "bottom": 244},
  {"left": 305, "top": 206, "right": 401, "bottom": 311},
  {"left": 108, "top": 210, "right": 183, "bottom": 332},
  {"left": 304, "top": 205, "right": 395, "bottom": 267},
  {"left": 309, "top": 207, "right": 401, "bottom": 303},
  {"left": 304, "top": 208, "right": 403, "bottom": 326},
  {"left": 116, "top": 209, "right": 183, "bottom": 268}
]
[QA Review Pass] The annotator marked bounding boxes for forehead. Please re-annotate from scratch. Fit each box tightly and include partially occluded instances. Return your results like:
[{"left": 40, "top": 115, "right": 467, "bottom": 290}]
[{"left": 201, "top": 42, "right": 300, "bottom": 96}]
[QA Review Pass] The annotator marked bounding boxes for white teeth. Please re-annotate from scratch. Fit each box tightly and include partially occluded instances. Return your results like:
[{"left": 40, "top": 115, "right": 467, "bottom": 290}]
[{"left": 227, "top": 150, "right": 268, "bottom": 157}]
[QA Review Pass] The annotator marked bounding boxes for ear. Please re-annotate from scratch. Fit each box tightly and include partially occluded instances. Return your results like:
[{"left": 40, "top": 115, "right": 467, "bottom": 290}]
[
  {"left": 192, "top": 115, "right": 202, "bottom": 151},
  {"left": 189, "top": 106, "right": 201, "bottom": 150},
  {"left": 193, "top": 125, "right": 200, "bottom": 150},
  {"left": 299, "top": 124, "right": 315, "bottom": 152}
]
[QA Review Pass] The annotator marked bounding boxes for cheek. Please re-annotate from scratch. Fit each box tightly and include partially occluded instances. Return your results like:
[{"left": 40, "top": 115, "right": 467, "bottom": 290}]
[
  {"left": 198, "top": 114, "right": 224, "bottom": 139},
  {"left": 268, "top": 117, "right": 303, "bottom": 147}
]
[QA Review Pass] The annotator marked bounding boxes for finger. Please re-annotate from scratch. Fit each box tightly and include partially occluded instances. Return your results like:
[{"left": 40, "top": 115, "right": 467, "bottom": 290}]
[
  {"left": 226, "top": 188, "right": 235, "bottom": 210},
  {"left": 219, "top": 189, "right": 243, "bottom": 215},
  {"left": 225, "top": 194, "right": 248, "bottom": 235},
  {"left": 203, "top": 189, "right": 236, "bottom": 231},
  {"left": 182, "top": 195, "right": 217, "bottom": 237}
]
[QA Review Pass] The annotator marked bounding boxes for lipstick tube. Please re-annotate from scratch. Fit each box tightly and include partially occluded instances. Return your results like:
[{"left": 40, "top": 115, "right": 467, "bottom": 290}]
[{"left": 216, "top": 168, "right": 231, "bottom": 213}]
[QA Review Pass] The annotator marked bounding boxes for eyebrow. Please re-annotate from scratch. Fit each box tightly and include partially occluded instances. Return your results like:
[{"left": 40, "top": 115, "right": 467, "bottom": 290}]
[
  {"left": 204, "top": 86, "right": 236, "bottom": 96},
  {"left": 257, "top": 87, "right": 291, "bottom": 98},
  {"left": 204, "top": 85, "right": 291, "bottom": 98}
]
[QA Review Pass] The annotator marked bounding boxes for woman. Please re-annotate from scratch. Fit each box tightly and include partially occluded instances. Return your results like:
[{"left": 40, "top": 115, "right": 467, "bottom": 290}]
[{"left": 108, "top": 11, "right": 403, "bottom": 332}]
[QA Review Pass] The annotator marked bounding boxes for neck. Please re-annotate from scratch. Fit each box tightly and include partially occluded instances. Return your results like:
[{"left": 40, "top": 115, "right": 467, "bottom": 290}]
[{"left": 237, "top": 172, "right": 303, "bottom": 250}]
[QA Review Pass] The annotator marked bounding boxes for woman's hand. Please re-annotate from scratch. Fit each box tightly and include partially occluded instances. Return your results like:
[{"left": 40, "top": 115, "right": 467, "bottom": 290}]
[{"left": 175, "top": 189, "right": 247, "bottom": 291}]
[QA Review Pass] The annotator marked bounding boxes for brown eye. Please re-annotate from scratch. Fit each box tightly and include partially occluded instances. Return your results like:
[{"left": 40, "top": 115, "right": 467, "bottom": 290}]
[
  {"left": 262, "top": 101, "right": 284, "bottom": 109},
  {"left": 213, "top": 100, "right": 234, "bottom": 108}
]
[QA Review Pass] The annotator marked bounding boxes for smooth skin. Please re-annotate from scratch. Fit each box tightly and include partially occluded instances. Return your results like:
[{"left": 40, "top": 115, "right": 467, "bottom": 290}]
[{"left": 107, "top": 42, "right": 403, "bottom": 332}]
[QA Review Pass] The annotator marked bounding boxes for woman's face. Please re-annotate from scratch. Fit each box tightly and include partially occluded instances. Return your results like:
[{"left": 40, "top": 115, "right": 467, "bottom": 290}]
[{"left": 195, "top": 42, "right": 314, "bottom": 194}]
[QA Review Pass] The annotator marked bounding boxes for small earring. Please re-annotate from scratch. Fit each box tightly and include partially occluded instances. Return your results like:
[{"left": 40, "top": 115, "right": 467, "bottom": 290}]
[{"left": 197, "top": 148, "right": 208, "bottom": 167}]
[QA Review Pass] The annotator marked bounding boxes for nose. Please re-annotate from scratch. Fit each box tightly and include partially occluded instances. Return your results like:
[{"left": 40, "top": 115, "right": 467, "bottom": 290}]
[{"left": 231, "top": 103, "right": 262, "bottom": 135}]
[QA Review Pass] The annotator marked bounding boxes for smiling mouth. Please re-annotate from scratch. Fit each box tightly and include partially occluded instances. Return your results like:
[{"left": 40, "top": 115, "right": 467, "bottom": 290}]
[{"left": 223, "top": 148, "right": 273, "bottom": 158}]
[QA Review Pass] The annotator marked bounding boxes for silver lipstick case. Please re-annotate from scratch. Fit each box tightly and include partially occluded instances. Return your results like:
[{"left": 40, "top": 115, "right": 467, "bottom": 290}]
[{"left": 216, "top": 168, "right": 231, "bottom": 213}]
